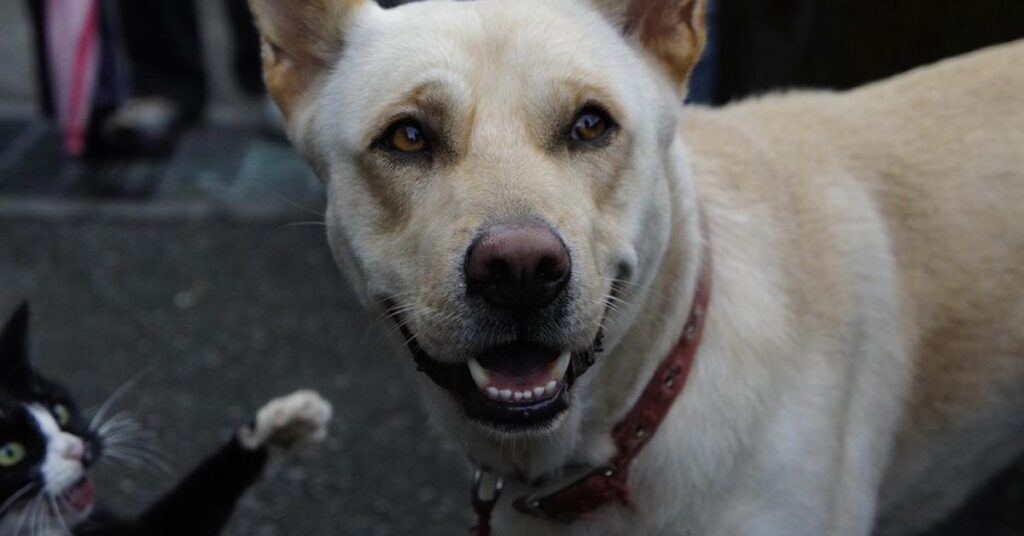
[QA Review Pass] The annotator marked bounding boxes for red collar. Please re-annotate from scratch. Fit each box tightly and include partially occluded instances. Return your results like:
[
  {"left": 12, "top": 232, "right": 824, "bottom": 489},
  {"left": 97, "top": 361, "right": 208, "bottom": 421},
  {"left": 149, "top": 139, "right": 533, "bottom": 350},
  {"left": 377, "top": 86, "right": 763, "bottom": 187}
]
[{"left": 472, "top": 248, "right": 712, "bottom": 534}]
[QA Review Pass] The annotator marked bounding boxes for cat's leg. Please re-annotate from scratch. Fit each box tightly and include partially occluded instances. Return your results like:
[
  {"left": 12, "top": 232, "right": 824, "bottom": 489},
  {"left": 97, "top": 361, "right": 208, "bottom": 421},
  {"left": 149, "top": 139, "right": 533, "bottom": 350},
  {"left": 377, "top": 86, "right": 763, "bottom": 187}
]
[{"left": 110, "top": 390, "right": 331, "bottom": 536}]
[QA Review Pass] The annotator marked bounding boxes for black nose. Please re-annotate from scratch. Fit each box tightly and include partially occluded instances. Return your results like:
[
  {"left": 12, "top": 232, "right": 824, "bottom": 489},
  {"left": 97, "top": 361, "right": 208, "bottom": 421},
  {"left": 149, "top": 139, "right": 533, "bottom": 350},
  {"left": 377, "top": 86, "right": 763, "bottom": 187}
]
[
  {"left": 83, "top": 439, "right": 100, "bottom": 467},
  {"left": 465, "top": 222, "right": 571, "bottom": 310}
]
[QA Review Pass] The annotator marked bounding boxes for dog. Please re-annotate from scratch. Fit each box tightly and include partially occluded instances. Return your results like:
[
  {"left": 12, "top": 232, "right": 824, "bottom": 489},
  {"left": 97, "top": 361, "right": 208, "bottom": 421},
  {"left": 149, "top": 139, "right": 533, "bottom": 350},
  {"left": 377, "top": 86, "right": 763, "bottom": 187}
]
[{"left": 247, "top": 0, "right": 1024, "bottom": 533}]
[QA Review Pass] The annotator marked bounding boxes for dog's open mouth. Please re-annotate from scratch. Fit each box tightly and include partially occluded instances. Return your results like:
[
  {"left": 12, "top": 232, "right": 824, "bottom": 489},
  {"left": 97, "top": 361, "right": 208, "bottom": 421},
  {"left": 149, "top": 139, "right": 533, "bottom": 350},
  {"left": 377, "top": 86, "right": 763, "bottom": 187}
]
[
  {"left": 397, "top": 321, "right": 600, "bottom": 429},
  {"left": 463, "top": 342, "right": 576, "bottom": 427},
  {"left": 469, "top": 343, "right": 570, "bottom": 405}
]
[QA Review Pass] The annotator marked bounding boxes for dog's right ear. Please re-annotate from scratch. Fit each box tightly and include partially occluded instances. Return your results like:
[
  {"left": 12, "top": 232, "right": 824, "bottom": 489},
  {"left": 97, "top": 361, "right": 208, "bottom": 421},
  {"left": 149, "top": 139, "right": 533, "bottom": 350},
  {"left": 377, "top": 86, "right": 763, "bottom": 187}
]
[{"left": 248, "top": 0, "right": 373, "bottom": 119}]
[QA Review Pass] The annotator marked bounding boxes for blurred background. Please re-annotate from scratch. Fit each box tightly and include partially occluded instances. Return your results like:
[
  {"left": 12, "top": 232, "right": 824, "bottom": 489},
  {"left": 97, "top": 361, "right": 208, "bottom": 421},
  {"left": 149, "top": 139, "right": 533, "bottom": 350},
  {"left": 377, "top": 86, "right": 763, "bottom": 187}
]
[{"left": 0, "top": 0, "right": 1021, "bottom": 534}]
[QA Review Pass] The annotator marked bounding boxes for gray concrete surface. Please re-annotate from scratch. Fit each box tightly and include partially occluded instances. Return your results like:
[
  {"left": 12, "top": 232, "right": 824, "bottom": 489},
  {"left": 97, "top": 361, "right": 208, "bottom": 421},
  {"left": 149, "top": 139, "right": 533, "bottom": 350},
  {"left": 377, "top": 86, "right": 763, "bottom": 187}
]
[{"left": 0, "top": 215, "right": 470, "bottom": 535}]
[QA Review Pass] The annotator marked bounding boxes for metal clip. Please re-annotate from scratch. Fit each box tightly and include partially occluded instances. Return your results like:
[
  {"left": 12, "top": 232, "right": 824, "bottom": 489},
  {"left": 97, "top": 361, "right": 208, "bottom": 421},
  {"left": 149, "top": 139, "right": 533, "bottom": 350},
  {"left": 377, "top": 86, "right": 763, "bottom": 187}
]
[{"left": 473, "top": 468, "right": 505, "bottom": 504}]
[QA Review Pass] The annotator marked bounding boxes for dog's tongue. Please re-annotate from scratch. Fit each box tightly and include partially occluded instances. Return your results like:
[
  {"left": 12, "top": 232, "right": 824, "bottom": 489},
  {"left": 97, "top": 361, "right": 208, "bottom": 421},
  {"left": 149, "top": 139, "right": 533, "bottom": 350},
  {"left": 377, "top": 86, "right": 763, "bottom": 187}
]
[
  {"left": 64, "top": 478, "right": 95, "bottom": 513},
  {"left": 476, "top": 343, "right": 560, "bottom": 377}
]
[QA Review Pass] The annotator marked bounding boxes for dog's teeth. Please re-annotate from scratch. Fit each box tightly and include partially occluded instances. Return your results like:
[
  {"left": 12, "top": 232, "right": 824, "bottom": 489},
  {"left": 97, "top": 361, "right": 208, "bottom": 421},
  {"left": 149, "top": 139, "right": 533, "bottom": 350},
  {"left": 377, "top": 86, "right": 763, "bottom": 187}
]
[
  {"left": 468, "top": 359, "right": 491, "bottom": 390},
  {"left": 545, "top": 380, "right": 558, "bottom": 395},
  {"left": 550, "top": 350, "right": 572, "bottom": 381},
  {"left": 533, "top": 387, "right": 546, "bottom": 398},
  {"left": 486, "top": 387, "right": 500, "bottom": 399},
  {"left": 501, "top": 389, "right": 513, "bottom": 401},
  {"left": 514, "top": 391, "right": 524, "bottom": 402},
  {"left": 523, "top": 390, "right": 533, "bottom": 401}
]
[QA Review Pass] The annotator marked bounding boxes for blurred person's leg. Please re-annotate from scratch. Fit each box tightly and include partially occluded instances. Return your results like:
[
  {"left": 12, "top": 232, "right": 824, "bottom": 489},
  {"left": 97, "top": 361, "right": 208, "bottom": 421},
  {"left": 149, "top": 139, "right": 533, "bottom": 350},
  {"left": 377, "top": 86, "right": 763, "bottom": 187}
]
[
  {"left": 25, "top": 0, "right": 55, "bottom": 117},
  {"left": 225, "top": 0, "right": 264, "bottom": 97},
  {"left": 117, "top": 0, "right": 206, "bottom": 122},
  {"left": 98, "top": 0, "right": 205, "bottom": 155}
]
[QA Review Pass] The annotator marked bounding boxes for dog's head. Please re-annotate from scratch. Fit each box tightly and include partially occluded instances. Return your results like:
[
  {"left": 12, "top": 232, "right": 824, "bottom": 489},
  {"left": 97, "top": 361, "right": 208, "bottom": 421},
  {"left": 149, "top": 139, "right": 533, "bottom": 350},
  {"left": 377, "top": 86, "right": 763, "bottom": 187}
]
[{"left": 251, "top": 0, "right": 706, "bottom": 473}]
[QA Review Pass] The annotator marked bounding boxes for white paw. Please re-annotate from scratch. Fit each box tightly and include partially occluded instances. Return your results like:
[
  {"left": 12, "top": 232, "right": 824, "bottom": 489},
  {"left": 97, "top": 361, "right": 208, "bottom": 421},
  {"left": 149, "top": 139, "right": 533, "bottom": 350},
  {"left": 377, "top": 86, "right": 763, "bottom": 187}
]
[{"left": 239, "top": 390, "right": 332, "bottom": 451}]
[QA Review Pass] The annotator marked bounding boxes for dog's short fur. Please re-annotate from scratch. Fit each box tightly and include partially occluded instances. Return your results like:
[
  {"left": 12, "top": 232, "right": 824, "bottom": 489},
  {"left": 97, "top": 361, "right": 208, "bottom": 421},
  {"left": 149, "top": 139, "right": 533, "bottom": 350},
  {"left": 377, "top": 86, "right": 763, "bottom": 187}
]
[{"left": 248, "top": 0, "right": 1024, "bottom": 533}]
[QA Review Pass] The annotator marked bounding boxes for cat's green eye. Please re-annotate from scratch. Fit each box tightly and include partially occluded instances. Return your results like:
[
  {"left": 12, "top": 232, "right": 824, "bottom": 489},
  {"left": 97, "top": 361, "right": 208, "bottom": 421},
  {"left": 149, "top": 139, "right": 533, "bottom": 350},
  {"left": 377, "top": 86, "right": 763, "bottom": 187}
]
[
  {"left": 52, "top": 404, "right": 71, "bottom": 427},
  {"left": 0, "top": 443, "right": 26, "bottom": 467}
]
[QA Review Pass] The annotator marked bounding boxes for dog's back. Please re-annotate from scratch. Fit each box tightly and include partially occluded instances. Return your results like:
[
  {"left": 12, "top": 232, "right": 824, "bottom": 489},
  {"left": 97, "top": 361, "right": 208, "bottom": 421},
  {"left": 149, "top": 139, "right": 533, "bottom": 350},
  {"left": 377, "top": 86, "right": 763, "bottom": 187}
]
[{"left": 684, "top": 40, "right": 1024, "bottom": 533}]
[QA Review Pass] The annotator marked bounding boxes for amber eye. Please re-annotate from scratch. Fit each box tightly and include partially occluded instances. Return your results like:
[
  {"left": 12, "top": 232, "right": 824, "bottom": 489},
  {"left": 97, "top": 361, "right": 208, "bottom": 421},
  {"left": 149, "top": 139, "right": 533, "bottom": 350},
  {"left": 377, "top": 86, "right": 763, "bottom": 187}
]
[
  {"left": 385, "top": 121, "right": 428, "bottom": 154},
  {"left": 570, "top": 107, "right": 613, "bottom": 143}
]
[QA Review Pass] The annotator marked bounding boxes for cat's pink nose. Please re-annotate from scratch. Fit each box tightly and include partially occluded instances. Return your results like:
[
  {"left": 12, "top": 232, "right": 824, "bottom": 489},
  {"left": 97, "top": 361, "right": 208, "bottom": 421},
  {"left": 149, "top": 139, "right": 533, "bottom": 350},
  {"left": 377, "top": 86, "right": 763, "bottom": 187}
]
[{"left": 61, "top": 436, "right": 85, "bottom": 461}]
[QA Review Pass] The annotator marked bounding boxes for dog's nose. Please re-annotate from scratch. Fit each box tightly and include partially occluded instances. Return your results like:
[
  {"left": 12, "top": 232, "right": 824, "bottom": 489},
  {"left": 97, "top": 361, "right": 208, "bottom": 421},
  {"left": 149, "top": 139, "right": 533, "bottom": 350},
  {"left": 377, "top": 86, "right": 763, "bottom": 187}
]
[{"left": 465, "top": 223, "right": 571, "bottom": 309}]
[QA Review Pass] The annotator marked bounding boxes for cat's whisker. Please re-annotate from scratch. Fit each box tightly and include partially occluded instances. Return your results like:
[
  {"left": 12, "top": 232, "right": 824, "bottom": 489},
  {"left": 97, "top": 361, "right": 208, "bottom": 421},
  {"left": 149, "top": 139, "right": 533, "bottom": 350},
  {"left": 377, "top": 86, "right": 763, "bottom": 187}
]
[
  {"left": 105, "top": 442, "right": 167, "bottom": 461},
  {"left": 99, "top": 422, "right": 149, "bottom": 443},
  {"left": 96, "top": 416, "right": 147, "bottom": 444},
  {"left": 102, "top": 436, "right": 159, "bottom": 453},
  {"left": 48, "top": 496, "right": 72, "bottom": 536},
  {"left": 102, "top": 428, "right": 157, "bottom": 443},
  {"left": 104, "top": 445, "right": 173, "bottom": 475},
  {"left": 96, "top": 411, "right": 135, "bottom": 437},
  {"left": 111, "top": 443, "right": 172, "bottom": 468},
  {"left": 35, "top": 494, "right": 50, "bottom": 536},
  {"left": 89, "top": 365, "right": 157, "bottom": 432},
  {"left": 103, "top": 450, "right": 160, "bottom": 473},
  {"left": 0, "top": 483, "right": 35, "bottom": 518},
  {"left": 19, "top": 492, "right": 41, "bottom": 536},
  {"left": 19, "top": 493, "right": 40, "bottom": 536},
  {"left": 103, "top": 432, "right": 167, "bottom": 453},
  {"left": 102, "top": 449, "right": 149, "bottom": 469}
]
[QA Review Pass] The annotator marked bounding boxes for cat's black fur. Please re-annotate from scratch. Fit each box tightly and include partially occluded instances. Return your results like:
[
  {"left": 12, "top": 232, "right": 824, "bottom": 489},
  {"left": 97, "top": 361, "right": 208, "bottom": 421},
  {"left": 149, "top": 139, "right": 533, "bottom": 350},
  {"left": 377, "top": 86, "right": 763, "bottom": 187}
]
[{"left": 0, "top": 303, "right": 272, "bottom": 536}]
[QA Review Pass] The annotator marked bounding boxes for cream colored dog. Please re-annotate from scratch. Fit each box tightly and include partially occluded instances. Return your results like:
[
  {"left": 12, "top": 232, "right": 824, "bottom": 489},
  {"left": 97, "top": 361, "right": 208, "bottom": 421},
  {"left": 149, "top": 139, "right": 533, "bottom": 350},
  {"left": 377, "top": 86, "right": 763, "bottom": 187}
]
[{"left": 248, "top": 0, "right": 1024, "bottom": 533}]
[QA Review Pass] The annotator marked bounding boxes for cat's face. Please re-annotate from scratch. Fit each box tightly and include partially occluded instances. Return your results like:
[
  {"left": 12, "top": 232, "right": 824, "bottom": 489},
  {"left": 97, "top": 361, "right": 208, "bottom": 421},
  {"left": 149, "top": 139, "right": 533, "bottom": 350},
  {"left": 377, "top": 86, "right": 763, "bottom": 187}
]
[{"left": 0, "top": 304, "right": 102, "bottom": 531}]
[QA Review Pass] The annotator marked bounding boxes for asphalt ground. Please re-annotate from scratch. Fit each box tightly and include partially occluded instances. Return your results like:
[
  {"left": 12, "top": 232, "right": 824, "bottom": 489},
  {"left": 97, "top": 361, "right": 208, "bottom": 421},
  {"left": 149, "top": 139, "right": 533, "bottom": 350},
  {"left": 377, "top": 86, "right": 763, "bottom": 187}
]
[{"left": 0, "top": 215, "right": 470, "bottom": 535}]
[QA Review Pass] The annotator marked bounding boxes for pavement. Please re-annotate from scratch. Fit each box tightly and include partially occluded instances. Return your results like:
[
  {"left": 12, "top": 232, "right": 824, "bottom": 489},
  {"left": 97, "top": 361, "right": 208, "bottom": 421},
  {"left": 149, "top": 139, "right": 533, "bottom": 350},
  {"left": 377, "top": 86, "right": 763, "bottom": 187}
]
[{"left": 0, "top": 216, "right": 470, "bottom": 535}]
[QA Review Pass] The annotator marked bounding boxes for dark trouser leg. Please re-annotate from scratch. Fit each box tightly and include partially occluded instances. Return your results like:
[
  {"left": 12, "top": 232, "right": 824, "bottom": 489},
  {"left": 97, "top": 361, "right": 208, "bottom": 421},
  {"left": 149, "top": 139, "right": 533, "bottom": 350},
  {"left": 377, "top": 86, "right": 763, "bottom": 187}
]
[
  {"left": 225, "top": 0, "right": 264, "bottom": 97},
  {"left": 116, "top": 0, "right": 206, "bottom": 123},
  {"left": 25, "top": 0, "right": 54, "bottom": 117}
]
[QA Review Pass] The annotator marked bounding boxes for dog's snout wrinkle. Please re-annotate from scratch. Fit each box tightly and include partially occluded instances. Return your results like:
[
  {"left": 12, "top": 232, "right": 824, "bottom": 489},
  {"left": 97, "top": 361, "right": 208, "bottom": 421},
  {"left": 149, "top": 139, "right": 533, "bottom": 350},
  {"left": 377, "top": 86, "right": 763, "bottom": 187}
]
[{"left": 465, "top": 223, "right": 571, "bottom": 310}]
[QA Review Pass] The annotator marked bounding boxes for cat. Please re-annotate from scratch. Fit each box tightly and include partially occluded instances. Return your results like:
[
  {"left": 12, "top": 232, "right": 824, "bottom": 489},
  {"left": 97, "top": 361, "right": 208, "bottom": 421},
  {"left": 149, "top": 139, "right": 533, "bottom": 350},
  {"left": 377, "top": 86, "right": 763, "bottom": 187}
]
[{"left": 0, "top": 302, "right": 332, "bottom": 536}]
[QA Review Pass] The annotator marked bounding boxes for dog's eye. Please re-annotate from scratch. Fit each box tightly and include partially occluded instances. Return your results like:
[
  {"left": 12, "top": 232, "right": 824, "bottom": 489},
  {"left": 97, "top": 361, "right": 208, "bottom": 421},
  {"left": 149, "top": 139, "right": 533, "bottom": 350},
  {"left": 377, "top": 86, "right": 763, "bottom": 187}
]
[
  {"left": 570, "top": 107, "right": 614, "bottom": 144},
  {"left": 384, "top": 121, "right": 429, "bottom": 154}
]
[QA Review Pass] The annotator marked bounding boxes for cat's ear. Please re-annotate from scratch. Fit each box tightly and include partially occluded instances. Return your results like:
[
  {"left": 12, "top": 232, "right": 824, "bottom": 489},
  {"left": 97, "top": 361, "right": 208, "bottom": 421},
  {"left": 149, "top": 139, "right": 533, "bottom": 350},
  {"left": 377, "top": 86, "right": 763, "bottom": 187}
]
[
  {"left": 0, "top": 302, "right": 34, "bottom": 388},
  {"left": 248, "top": 0, "right": 376, "bottom": 121},
  {"left": 586, "top": 0, "right": 708, "bottom": 95}
]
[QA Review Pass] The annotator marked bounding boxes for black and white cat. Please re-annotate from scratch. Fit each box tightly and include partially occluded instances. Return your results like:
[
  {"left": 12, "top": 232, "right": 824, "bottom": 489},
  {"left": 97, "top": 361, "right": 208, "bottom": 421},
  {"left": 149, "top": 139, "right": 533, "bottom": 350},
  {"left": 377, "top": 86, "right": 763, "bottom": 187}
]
[{"left": 0, "top": 303, "right": 332, "bottom": 536}]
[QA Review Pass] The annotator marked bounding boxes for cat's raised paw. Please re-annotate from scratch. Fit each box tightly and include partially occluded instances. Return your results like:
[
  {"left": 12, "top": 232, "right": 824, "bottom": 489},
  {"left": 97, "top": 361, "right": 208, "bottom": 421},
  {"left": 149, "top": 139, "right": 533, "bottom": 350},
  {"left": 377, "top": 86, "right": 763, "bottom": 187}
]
[{"left": 239, "top": 390, "right": 333, "bottom": 451}]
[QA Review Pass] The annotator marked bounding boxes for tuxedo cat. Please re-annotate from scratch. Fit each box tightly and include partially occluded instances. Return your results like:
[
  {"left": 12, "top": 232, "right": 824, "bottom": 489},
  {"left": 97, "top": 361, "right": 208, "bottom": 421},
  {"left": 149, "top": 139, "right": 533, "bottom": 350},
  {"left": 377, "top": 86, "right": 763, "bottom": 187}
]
[{"left": 0, "top": 303, "right": 332, "bottom": 535}]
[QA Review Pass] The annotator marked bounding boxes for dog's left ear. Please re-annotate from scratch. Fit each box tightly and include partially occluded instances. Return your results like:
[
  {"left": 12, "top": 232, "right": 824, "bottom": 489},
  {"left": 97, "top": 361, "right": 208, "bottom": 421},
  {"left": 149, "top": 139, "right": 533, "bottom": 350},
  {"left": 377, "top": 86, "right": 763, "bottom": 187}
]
[
  {"left": 588, "top": 0, "right": 707, "bottom": 93},
  {"left": 248, "top": 0, "right": 374, "bottom": 119}
]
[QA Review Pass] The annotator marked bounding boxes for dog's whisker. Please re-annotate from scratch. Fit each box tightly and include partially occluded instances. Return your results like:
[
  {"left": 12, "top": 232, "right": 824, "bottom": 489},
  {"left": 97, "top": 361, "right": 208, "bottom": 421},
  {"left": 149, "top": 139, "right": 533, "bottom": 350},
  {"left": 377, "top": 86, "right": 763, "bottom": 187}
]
[
  {"left": 276, "top": 221, "right": 327, "bottom": 230},
  {"left": 257, "top": 187, "right": 325, "bottom": 218}
]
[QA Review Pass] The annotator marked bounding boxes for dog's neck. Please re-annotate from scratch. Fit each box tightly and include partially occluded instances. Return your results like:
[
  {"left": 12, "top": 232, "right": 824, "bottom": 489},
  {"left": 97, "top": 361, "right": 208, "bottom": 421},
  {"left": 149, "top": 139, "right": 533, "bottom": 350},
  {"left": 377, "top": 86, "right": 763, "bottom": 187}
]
[{"left": 581, "top": 138, "right": 708, "bottom": 440}]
